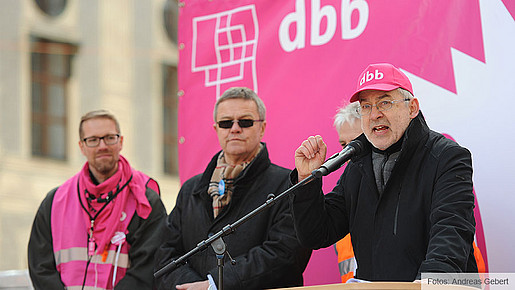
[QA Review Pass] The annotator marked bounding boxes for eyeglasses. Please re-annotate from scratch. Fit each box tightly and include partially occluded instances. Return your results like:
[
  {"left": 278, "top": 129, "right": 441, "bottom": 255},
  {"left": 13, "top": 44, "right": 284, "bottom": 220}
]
[
  {"left": 82, "top": 134, "right": 120, "bottom": 147},
  {"left": 357, "top": 98, "right": 411, "bottom": 116},
  {"left": 217, "top": 119, "right": 264, "bottom": 129}
]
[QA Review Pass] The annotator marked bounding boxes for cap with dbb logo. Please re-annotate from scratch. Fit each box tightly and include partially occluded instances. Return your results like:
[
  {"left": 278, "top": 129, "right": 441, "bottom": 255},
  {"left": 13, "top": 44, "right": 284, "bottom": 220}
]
[{"left": 350, "top": 63, "right": 414, "bottom": 102}]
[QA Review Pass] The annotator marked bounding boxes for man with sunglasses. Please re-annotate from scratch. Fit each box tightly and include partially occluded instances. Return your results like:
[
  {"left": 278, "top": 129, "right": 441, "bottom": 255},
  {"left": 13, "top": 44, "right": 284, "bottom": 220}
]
[
  {"left": 155, "top": 87, "right": 311, "bottom": 290},
  {"left": 28, "top": 110, "right": 166, "bottom": 289},
  {"left": 290, "top": 63, "right": 478, "bottom": 281}
]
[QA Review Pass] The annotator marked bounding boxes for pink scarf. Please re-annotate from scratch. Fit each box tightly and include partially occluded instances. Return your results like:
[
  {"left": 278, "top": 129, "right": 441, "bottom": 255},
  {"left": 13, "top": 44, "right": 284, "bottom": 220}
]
[
  {"left": 78, "top": 155, "right": 152, "bottom": 256},
  {"left": 52, "top": 155, "right": 153, "bottom": 288}
]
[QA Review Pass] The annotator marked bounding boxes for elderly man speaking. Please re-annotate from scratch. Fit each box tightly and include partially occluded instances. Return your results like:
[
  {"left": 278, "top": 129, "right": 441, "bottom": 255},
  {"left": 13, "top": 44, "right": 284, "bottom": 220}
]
[{"left": 290, "top": 63, "right": 477, "bottom": 281}]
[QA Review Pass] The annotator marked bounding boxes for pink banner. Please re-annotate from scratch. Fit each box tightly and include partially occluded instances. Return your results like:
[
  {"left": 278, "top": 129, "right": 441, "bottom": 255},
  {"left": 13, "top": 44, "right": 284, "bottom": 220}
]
[{"left": 178, "top": 0, "right": 487, "bottom": 285}]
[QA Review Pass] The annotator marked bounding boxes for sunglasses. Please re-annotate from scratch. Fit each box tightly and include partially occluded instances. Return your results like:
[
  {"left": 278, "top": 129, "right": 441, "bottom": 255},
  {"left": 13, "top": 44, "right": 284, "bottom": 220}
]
[{"left": 217, "top": 119, "right": 264, "bottom": 129}]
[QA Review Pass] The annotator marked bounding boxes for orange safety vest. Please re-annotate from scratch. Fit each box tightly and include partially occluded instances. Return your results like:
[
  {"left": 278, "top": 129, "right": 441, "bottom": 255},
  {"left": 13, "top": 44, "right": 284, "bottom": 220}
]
[
  {"left": 473, "top": 241, "right": 486, "bottom": 273},
  {"left": 335, "top": 236, "right": 486, "bottom": 282},
  {"left": 334, "top": 234, "right": 356, "bottom": 283}
]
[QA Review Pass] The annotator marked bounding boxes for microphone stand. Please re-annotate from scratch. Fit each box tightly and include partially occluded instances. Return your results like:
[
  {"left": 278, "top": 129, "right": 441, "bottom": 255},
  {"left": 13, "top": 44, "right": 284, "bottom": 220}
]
[{"left": 154, "top": 171, "right": 319, "bottom": 290}]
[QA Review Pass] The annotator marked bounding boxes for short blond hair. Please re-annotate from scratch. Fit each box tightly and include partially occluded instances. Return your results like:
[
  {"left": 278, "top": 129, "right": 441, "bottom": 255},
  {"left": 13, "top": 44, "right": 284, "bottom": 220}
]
[{"left": 79, "top": 109, "right": 121, "bottom": 139}]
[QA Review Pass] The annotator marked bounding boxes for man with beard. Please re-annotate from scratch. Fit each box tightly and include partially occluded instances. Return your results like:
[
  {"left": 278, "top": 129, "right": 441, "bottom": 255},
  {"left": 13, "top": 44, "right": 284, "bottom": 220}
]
[
  {"left": 290, "top": 63, "right": 477, "bottom": 281},
  {"left": 28, "top": 110, "right": 166, "bottom": 289}
]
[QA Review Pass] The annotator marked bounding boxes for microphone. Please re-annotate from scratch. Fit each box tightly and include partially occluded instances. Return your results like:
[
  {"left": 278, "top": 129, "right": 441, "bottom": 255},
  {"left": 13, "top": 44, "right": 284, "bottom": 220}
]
[{"left": 312, "top": 140, "right": 364, "bottom": 178}]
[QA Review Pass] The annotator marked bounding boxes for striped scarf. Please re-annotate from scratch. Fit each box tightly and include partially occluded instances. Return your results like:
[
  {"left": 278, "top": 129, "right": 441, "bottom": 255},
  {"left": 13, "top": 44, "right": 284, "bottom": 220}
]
[{"left": 208, "top": 145, "right": 262, "bottom": 218}]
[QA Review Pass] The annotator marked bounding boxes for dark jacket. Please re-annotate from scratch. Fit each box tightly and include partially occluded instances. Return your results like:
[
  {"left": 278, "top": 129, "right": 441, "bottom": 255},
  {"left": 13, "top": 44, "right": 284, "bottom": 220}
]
[
  {"left": 28, "top": 183, "right": 166, "bottom": 290},
  {"left": 290, "top": 113, "right": 477, "bottom": 281},
  {"left": 155, "top": 144, "right": 312, "bottom": 289}
]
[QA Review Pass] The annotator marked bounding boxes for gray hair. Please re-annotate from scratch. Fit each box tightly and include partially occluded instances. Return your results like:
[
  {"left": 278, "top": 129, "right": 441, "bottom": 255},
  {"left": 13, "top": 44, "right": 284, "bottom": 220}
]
[
  {"left": 213, "top": 87, "right": 266, "bottom": 121},
  {"left": 79, "top": 109, "right": 121, "bottom": 139},
  {"left": 397, "top": 87, "right": 414, "bottom": 100},
  {"left": 334, "top": 102, "right": 361, "bottom": 129}
]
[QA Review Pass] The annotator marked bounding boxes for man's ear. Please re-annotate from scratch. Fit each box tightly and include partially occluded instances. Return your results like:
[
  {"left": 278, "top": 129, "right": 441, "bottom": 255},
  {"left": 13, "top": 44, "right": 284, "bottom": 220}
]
[
  {"left": 259, "top": 121, "right": 266, "bottom": 139},
  {"left": 409, "top": 98, "right": 420, "bottom": 119},
  {"left": 119, "top": 135, "right": 124, "bottom": 150},
  {"left": 79, "top": 140, "right": 86, "bottom": 156}
]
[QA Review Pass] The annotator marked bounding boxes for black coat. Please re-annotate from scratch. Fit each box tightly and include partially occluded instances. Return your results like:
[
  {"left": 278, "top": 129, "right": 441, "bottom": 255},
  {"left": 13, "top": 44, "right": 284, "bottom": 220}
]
[
  {"left": 290, "top": 113, "right": 477, "bottom": 281},
  {"left": 155, "top": 144, "right": 312, "bottom": 289}
]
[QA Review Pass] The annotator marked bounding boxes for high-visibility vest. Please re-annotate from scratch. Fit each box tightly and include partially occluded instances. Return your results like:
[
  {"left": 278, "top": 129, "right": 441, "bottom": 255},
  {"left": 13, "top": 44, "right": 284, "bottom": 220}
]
[
  {"left": 334, "top": 234, "right": 356, "bottom": 283},
  {"left": 335, "top": 236, "right": 486, "bottom": 282},
  {"left": 473, "top": 241, "right": 486, "bottom": 273}
]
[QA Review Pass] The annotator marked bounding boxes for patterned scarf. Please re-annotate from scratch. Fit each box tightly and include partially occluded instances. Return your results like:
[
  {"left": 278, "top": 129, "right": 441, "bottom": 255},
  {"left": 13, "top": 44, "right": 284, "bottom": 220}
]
[{"left": 208, "top": 144, "right": 263, "bottom": 218}]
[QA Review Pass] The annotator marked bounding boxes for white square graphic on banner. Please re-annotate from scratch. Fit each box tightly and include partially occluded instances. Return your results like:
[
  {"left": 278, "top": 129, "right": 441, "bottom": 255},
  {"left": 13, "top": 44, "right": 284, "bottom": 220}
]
[{"left": 192, "top": 5, "right": 259, "bottom": 98}]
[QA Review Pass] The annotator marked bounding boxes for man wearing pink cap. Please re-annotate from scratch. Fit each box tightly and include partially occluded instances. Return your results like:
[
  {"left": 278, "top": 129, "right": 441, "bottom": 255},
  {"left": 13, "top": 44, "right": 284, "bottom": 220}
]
[{"left": 290, "top": 63, "right": 477, "bottom": 281}]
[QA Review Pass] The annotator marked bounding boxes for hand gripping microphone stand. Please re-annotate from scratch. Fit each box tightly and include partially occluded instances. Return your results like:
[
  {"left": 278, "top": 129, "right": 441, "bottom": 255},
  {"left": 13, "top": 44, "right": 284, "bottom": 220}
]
[{"left": 154, "top": 140, "right": 363, "bottom": 290}]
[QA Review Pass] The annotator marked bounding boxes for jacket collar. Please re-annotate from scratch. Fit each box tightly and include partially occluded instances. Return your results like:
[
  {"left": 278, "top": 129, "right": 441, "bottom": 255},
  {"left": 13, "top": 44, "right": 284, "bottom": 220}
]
[
  {"left": 397, "top": 110, "right": 429, "bottom": 162},
  {"left": 352, "top": 112, "right": 429, "bottom": 198},
  {"left": 354, "top": 111, "right": 429, "bottom": 160},
  {"left": 192, "top": 142, "right": 271, "bottom": 196}
]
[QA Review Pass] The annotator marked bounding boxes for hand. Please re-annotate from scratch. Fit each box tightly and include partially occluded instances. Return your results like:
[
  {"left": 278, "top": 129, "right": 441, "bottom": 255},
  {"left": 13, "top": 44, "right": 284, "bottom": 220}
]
[
  {"left": 176, "top": 280, "right": 210, "bottom": 290},
  {"left": 295, "top": 135, "right": 327, "bottom": 181}
]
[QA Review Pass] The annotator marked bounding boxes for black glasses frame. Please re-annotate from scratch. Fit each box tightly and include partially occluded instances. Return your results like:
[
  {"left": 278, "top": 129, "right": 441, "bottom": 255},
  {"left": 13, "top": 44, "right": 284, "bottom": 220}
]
[
  {"left": 216, "top": 119, "right": 264, "bottom": 129},
  {"left": 82, "top": 134, "right": 120, "bottom": 147}
]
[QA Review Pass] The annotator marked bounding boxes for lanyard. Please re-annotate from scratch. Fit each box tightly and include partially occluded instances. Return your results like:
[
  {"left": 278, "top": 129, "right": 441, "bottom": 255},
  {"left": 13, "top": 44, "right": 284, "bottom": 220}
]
[{"left": 77, "top": 175, "right": 133, "bottom": 257}]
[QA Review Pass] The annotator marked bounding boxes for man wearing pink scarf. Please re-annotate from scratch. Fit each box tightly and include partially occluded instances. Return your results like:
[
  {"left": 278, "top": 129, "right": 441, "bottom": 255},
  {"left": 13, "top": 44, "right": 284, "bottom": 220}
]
[{"left": 28, "top": 110, "right": 166, "bottom": 290}]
